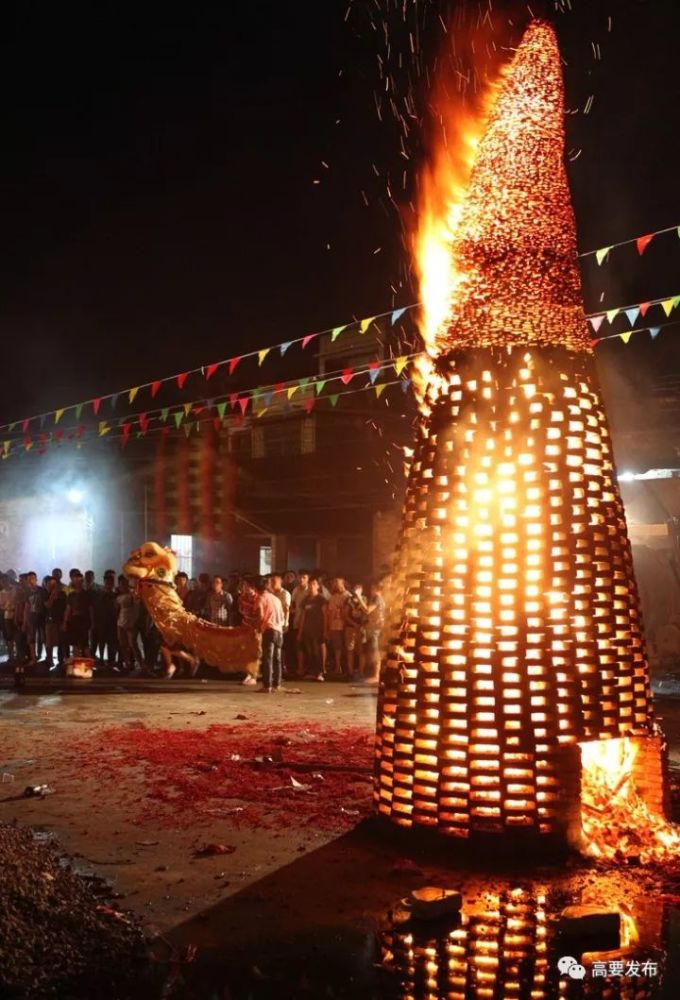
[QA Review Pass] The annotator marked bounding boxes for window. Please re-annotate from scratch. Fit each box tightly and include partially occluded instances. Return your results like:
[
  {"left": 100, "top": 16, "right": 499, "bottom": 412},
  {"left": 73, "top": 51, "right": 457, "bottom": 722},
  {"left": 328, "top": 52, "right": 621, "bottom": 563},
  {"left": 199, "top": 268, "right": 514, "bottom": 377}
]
[
  {"left": 170, "top": 534, "right": 193, "bottom": 577},
  {"left": 259, "top": 544, "right": 272, "bottom": 575}
]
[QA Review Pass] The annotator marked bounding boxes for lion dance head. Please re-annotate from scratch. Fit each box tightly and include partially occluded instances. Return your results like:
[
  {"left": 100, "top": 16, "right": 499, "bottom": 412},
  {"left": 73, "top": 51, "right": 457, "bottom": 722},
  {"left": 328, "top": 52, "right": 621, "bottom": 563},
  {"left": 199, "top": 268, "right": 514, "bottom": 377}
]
[{"left": 124, "top": 541, "right": 178, "bottom": 583}]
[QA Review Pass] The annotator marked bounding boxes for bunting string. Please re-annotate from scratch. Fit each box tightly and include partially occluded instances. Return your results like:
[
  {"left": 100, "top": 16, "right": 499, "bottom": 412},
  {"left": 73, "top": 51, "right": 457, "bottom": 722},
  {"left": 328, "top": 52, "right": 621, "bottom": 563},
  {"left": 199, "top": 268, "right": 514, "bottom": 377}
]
[{"left": 0, "top": 212, "right": 679, "bottom": 439}]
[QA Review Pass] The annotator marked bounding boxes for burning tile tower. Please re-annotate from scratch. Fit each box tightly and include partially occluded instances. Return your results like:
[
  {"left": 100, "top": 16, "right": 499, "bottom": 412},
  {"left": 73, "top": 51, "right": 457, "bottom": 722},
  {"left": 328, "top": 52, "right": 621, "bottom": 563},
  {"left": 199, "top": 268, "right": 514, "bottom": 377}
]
[{"left": 374, "top": 22, "right": 671, "bottom": 853}]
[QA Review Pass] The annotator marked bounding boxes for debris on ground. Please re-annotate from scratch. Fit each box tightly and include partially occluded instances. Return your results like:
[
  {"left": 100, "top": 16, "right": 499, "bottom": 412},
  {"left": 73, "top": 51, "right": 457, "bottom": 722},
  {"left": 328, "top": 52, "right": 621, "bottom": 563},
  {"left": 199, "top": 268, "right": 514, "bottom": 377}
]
[
  {"left": 195, "top": 843, "right": 236, "bottom": 857},
  {"left": 0, "top": 823, "right": 148, "bottom": 999}
]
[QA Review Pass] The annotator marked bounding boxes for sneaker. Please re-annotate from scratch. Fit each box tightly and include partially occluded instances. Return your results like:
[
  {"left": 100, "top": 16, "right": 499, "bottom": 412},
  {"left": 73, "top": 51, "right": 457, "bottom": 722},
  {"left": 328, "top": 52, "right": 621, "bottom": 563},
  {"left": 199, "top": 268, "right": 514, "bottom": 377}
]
[
  {"left": 242, "top": 674, "right": 257, "bottom": 686},
  {"left": 315, "top": 673, "right": 325, "bottom": 682}
]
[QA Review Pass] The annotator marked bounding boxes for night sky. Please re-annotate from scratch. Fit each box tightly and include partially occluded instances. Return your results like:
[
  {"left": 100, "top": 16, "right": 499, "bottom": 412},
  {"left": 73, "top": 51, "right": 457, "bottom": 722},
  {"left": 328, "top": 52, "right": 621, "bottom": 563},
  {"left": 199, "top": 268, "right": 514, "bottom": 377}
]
[{"left": 0, "top": 0, "right": 679, "bottom": 429}]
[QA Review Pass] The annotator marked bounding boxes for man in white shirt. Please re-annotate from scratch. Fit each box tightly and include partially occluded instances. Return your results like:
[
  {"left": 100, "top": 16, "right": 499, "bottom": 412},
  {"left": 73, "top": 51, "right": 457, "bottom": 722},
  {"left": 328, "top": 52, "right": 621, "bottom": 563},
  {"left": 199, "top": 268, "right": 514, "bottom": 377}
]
[
  {"left": 289, "top": 570, "right": 309, "bottom": 677},
  {"left": 326, "top": 577, "right": 349, "bottom": 676},
  {"left": 257, "top": 577, "right": 286, "bottom": 692},
  {"left": 268, "top": 573, "right": 292, "bottom": 675}
]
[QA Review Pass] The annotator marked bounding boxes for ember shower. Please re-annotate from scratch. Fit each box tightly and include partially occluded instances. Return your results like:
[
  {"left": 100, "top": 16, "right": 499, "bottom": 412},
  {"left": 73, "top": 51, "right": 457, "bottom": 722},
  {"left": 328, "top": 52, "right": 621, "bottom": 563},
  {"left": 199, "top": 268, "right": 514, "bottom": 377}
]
[{"left": 374, "top": 22, "right": 677, "bottom": 859}]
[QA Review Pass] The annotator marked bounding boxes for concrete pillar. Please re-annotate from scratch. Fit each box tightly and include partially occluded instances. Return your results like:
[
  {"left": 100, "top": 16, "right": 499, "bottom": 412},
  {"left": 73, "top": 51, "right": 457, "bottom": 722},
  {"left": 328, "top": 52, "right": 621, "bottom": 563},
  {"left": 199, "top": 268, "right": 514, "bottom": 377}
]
[{"left": 270, "top": 534, "right": 289, "bottom": 572}]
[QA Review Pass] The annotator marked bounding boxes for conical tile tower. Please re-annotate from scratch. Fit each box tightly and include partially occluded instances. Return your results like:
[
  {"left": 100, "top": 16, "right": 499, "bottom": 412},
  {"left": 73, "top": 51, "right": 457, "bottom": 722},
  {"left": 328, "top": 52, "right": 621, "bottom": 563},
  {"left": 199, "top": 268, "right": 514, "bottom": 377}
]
[{"left": 374, "top": 22, "right": 657, "bottom": 844}]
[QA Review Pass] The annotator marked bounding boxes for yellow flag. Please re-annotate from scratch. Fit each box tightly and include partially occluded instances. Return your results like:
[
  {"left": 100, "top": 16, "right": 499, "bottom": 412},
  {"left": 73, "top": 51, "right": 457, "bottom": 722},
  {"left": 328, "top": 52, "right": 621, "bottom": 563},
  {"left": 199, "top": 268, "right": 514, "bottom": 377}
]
[
  {"left": 662, "top": 299, "right": 675, "bottom": 318},
  {"left": 258, "top": 348, "right": 270, "bottom": 366},
  {"left": 394, "top": 356, "right": 408, "bottom": 376},
  {"left": 183, "top": 402, "right": 193, "bottom": 416},
  {"left": 360, "top": 316, "right": 376, "bottom": 334},
  {"left": 619, "top": 332, "right": 633, "bottom": 345},
  {"left": 98, "top": 421, "right": 110, "bottom": 436},
  {"left": 605, "top": 309, "right": 619, "bottom": 324},
  {"left": 287, "top": 385, "right": 300, "bottom": 400},
  {"left": 129, "top": 387, "right": 139, "bottom": 404},
  {"left": 375, "top": 384, "right": 386, "bottom": 398},
  {"left": 54, "top": 408, "right": 64, "bottom": 424}
]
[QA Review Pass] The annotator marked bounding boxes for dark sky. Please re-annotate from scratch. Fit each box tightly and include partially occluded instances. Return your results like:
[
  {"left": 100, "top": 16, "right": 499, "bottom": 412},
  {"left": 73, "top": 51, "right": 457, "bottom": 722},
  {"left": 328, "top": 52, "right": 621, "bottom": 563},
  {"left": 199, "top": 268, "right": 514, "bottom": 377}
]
[{"left": 0, "top": 0, "right": 679, "bottom": 427}]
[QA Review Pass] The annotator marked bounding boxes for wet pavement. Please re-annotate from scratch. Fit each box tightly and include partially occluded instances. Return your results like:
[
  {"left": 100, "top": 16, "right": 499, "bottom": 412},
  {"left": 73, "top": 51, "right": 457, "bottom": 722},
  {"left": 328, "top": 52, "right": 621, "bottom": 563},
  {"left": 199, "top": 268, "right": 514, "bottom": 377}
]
[{"left": 2, "top": 674, "right": 680, "bottom": 998}]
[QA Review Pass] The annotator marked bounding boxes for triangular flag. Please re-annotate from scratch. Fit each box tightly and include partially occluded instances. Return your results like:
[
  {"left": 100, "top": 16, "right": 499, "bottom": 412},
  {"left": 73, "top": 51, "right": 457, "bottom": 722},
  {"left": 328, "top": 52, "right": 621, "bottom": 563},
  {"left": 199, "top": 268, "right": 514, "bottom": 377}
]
[
  {"left": 280, "top": 342, "right": 292, "bottom": 356},
  {"left": 39, "top": 415, "right": 46, "bottom": 429},
  {"left": 160, "top": 407, "right": 169, "bottom": 422},
  {"left": 177, "top": 372, "right": 189, "bottom": 389},
  {"left": 8, "top": 423, "right": 15, "bottom": 432},
  {"left": 391, "top": 307, "right": 407, "bottom": 325},
  {"left": 238, "top": 396, "right": 249, "bottom": 415},
  {"left": 184, "top": 423, "right": 192, "bottom": 437},
  {"left": 637, "top": 234, "right": 654, "bottom": 255},
  {"left": 589, "top": 315, "right": 605, "bottom": 334},
  {"left": 139, "top": 413, "right": 149, "bottom": 433},
  {"left": 129, "top": 387, "right": 139, "bottom": 404},
  {"left": 359, "top": 316, "right": 376, "bottom": 334},
  {"left": 639, "top": 302, "right": 651, "bottom": 317},
  {"left": 394, "top": 356, "right": 408, "bottom": 376},
  {"left": 217, "top": 401, "right": 227, "bottom": 420},
  {"left": 299, "top": 377, "right": 310, "bottom": 388},
  {"left": 2, "top": 441, "right": 9, "bottom": 458},
  {"left": 375, "top": 384, "right": 386, "bottom": 398},
  {"left": 625, "top": 308, "right": 640, "bottom": 326},
  {"left": 22, "top": 418, "right": 29, "bottom": 433},
  {"left": 329, "top": 394, "right": 339, "bottom": 407},
  {"left": 24, "top": 437, "right": 33, "bottom": 451},
  {"left": 661, "top": 299, "right": 675, "bottom": 318},
  {"left": 287, "top": 385, "right": 300, "bottom": 400},
  {"left": 213, "top": 417, "right": 221, "bottom": 431},
  {"left": 302, "top": 334, "right": 316, "bottom": 349},
  {"left": 606, "top": 309, "right": 619, "bottom": 324},
  {"left": 183, "top": 403, "right": 193, "bottom": 417},
  {"left": 205, "top": 363, "right": 219, "bottom": 380},
  {"left": 54, "top": 430, "right": 63, "bottom": 442},
  {"left": 151, "top": 380, "right": 162, "bottom": 398},
  {"left": 673, "top": 296, "right": 680, "bottom": 310},
  {"left": 228, "top": 392, "right": 238, "bottom": 409},
  {"left": 303, "top": 397, "right": 315, "bottom": 413},
  {"left": 110, "top": 394, "right": 119, "bottom": 410},
  {"left": 174, "top": 411, "right": 183, "bottom": 428},
  {"left": 649, "top": 327, "right": 661, "bottom": 340},
  {"left": 75, "top": 404, "right": 83, "bottom": 420},
  {"left": 589, "top": 339, "right": 601, "bottom": 349},
  {"left": 98, "top": 421, "right": 110, "bottom": 436},
  {"left": 54, "top": 409, "right": 64, "bottom": 424},
  {"left": 331, "top": 325, "right": 347, "bottom": 342},
  {"left": 596, "top": 246, "right": 612, "bottom": 265},
  {"left": 93, "top": 398, "right": 102, "bottom": 415},
  {"left": 340, "top": 367, "right": 354, "bottom": 385},
  {"left": 258, "top": 348, "right": 270, "bottom": 366},
  {"left": 368, "top": 362, "right": 380, "bottom": 384},
  {"left": 274, "top": 382, "right": 285, "bottom": 395},
  {"left": 619, "top": 332, "right": 633, "bottom": 345},
  {"left": 401, "top": 377, "right": 412, "bottom": 393},
  {"left": 229, "top": 357, "right": 241, "bottom": 375},
  {"left": 264, "top": 391, "right": 274, "bottom": 407},
  {"left": 315, "top": 380, "right": 327, "bottom": 395}
]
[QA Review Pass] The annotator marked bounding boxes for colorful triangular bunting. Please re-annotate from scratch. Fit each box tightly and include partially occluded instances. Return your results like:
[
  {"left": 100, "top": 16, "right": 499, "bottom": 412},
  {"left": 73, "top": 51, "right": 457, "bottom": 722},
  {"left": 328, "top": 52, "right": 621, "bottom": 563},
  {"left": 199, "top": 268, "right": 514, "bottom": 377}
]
[{"left": 391, "top": 307, "right": 407, "bottom": 325}]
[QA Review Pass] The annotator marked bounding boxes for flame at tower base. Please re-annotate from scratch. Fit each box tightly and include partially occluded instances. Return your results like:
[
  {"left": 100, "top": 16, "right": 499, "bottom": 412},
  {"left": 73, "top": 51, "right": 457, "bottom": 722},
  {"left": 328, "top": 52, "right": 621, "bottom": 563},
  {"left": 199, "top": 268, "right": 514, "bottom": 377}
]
[{"left": 374, "top": 21, "right": 675, "bottom": 860}]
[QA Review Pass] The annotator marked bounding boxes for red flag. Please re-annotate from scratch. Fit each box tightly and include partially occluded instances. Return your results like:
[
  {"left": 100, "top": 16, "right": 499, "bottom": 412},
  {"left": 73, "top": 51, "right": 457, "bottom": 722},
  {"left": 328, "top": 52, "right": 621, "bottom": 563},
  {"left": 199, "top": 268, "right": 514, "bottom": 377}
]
[
  {"left": 229, "top": 392, "right": 238, "bottom": 409},
  {"left": 160, "top": 426, "right": 170, "bottom": 436},
  {"left": 151, "top": 380, "right": 162, "bottom": 398},
  {"left": 22, "top": 418, "right": 29, "bottom": 432},
  {"left": 205, "top": 363, "right": 219, "bottom": 380},
  {"left": 340, "top": 367, "right": 354, "bottom": 385},
  {"left": 194, "top": 405, "right": 206, "bottom": 415},
  {"left": 177, "top": 372, "right": 189, "bottom": 389},
  {"left": 75, "top": 424, "right": 86, "bottom": 438},
  {"left": 639, "top": 301, "right": 651, "bottom": 317},
  {"left": 636, "top": 234, "right": 654, "bottom": 255},
  {"left": 213, "top": 417, "right": 222, "bottom": 431},
  {"left": 228, "top": 357, "right": 241, "bottom": 376},
  {"left": 303, "top": 397, "right": 315, "bottom": 413},
  {"left": 589, "top": 339, "right": 600, "bottom": 348},
  {"left": 302, "top": 334, "right": 316, "bottom": 349},
  {"left": 274, "top": 382, "right": 285, "bottom": 394},
  {"left": 93, "top": 398, "right": 102, "bottom": 415},
  {"left": 237, "top": 396, "right": 249, "bottom": 415},
  {"left": 120, "top": 423, "right": 131, "bottom": 448},
  {"left": 54, "top": 430, "right": 63, "bottom": 441},
  {"left": 139, "top": 413, "right": 149, "bottom": 433}
]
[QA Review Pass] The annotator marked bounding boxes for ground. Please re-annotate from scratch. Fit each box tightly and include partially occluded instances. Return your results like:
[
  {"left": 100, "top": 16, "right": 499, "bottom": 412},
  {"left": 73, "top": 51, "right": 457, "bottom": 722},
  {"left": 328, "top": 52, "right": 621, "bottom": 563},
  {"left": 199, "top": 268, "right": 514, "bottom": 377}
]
[{"left": 2, "top": 675, "right": 680, "bottom": 998}]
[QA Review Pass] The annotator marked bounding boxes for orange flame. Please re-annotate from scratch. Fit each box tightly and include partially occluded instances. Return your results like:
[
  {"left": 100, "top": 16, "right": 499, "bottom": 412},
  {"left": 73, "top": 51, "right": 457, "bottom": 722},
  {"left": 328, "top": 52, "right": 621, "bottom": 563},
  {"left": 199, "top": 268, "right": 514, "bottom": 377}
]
[{"left": 580, "top": 737, "right": 680, "bottom": 864}]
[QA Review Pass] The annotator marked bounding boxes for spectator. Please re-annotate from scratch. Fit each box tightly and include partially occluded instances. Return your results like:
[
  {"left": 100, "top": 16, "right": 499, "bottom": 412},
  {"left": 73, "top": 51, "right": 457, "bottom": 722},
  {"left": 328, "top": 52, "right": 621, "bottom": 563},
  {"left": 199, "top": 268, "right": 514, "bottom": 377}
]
[
  {"left": 344, "top": 580, "right": 368, "bottom": 681},
  {"left": 206, "top": 575, "right": 233, "bottom": 625},
  {"left": 84, "top": 570, "right": 100, "bottom": 592},
  {"left": 52, "top": 567, "right": 65, "bottom": 591},
  {"left": 14, "top": 574, "right": 29, "bottom": 667},
  {"left": 364, "top": 581, "right": 385, "bottom": 683},
  {"left": 0, "top": 574, "right": 17, "bottom": 662},
  {"left": 25, "top": 571, "right": 47, "bottom": 668},
  {"left": 238, "top": 575, "right": 262, "bottom": 686},
  {"left": 290, "top": 570, "right": 309, "bottom": 677},
  {"left": 138, "top": 600, "right": 162, "bottom": 674},
  {"left": 186, "top": 573, "right": 210, "bottom": 617},
  {"left": 326, "top": 576, "right": 350, "bottom": 676},
  {"left": 175, "top": 571, "right": 190, "bottom": 607},
  {"left": 282, "top": 570, "right": 297, "bottom": 594},
  {"left": 115, "top": 576, "right": 143, "bottom": 672},
  {"left": 298, "top": 577, "right": 327, "bottom": 681},
  {"left": 268, "top": 573, "right": 291, "bottom": 673},
  {"left": 92, "top": 570, "right": 118, "bottom": 668},
  {"left": 63, "top": 569, "right": 93, "bottom": 658},
  {"left": 44, "top": 576, "right": 68, "bottom": 670},
  {"left": 256, "top": 576, "right": 285, "bottom": 693},
  {"left": 227, "top": 572, "right": 242, "bottom": 624}
]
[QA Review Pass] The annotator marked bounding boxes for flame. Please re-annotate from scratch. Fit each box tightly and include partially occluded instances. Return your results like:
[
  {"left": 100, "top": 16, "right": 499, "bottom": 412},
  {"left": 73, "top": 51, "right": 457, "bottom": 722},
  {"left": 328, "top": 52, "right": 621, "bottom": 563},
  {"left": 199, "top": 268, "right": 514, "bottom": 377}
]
[
  {"left": 412, "top": 44, "right": 506, "bottom": 407},
  {"left": 580, "top": 737, "right": 680, "bottom": 864}
]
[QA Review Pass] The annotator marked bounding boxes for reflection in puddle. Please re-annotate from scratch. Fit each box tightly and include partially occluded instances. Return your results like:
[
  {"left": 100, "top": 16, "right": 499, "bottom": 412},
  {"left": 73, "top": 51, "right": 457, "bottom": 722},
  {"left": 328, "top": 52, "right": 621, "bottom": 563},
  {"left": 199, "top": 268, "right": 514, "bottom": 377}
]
[{"left": 381, "top": 887, "right": 667, "bottom": 998}]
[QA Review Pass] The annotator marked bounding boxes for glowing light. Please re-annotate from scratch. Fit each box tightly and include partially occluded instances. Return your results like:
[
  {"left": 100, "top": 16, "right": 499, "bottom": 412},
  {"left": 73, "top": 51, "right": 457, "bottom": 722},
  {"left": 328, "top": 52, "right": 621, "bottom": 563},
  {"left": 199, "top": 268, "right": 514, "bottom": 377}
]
[{"left": 67, "top": 488, "right": 84, "bottom": 505}]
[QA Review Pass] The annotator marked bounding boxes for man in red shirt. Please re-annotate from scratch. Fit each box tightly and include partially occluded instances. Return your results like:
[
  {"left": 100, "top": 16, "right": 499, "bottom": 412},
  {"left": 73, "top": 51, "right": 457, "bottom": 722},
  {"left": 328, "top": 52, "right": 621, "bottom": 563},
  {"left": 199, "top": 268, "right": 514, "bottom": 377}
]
[{"left": 256, "top": 577, "right": 285, "bottom": 692}]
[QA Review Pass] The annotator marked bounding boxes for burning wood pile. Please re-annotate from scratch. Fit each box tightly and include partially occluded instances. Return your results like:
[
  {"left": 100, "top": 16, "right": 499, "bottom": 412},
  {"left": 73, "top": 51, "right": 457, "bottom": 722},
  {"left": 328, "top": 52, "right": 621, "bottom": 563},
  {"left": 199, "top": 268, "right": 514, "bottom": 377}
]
[{"left": 374, "top": 21, "right": 677, "bottom": 860}]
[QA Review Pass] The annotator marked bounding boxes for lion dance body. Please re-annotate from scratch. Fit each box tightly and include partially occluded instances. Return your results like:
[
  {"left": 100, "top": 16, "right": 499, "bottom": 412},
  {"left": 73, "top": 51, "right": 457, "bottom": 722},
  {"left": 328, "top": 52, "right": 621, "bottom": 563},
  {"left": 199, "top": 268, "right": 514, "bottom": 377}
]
[{"left": 124, "top": 542, "right": 260, "bottom": 673}]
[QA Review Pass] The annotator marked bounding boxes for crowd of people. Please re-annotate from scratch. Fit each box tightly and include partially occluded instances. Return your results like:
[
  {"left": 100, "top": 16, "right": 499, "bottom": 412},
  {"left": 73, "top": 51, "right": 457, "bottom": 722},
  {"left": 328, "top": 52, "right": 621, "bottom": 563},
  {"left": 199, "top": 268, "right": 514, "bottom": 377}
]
[{"left": 0, "top": 565, "right": 386, "bottom": 690}]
